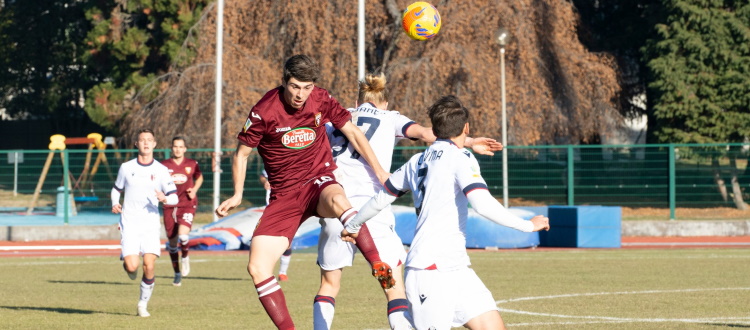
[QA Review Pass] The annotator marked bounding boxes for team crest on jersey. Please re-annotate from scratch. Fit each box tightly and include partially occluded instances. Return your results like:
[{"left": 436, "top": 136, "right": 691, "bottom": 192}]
[
  {"left": 243, "top": 118, "right": 252, "bottom": 132},
  {"left": 185, "top": 167, "right": 192, "bottom": 175},
  {"left": 314, "top": 112, "right": 322, "bottom": 127},
  {"left": 281, "top": 127, "right": 316, "bottom": 149}
]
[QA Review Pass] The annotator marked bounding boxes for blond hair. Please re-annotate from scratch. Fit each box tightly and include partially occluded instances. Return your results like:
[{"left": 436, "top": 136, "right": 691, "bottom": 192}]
[{"left": 357, "top": 73, "right": 389, "bottom": 105}]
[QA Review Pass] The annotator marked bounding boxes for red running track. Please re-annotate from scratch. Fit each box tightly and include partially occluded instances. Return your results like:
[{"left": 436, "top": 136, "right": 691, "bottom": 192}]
[{"left": 1, "top": 236, "right": 749, "bottom": 257}]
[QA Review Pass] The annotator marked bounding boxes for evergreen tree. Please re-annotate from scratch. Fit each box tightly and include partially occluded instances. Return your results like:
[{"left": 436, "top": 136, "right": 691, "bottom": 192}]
[
  {"left": 82, "top": 0, "right": 209, "bottom": 131},
  {"left": 643, "top": 0, "right": 750, "bottom": 208},
  {"left": 0, "top": 1, "right": 91, "bottom": 129},
  {"left": 574, "top": 0, "right": 665, "bottom": 117},
  {"left": 643, "top": 0, "right": 750, "bottom": 144}
]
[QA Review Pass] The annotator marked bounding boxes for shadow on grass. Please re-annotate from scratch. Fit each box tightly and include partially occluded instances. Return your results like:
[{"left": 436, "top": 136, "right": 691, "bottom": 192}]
[
  {"left": 156, "top": 275, "right": 245, "bottom": 281},
  {"left": 48, "top": 280, "right": 130, "bottom": 285},
  {"left": 0, "top": 305, "right": 130, "bottom": 316},
  {"left": 707, "top": 323, "right": 750, "bottom": 328}
]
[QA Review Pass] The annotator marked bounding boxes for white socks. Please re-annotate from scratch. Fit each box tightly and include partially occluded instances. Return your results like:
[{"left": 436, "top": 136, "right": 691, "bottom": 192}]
[
  {"left": 313, "top": 295, "right": 335, "bottom": 330},
  {"left": 279, "top": 255, "right": 291, "bottom": 275},
  {"left": 139, "top": 278, "right": 155, "bottom": 305}
]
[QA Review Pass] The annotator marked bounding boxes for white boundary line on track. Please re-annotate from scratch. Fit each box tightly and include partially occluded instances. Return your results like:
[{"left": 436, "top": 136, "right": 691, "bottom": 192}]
[
  {"left": 499, "top": 287, "right": 750, "bottom": 327},
  {"left": 622, "top": 242, "right": 750, "bottom": 246},
  {"left": 0, "top": 245, "right": 121, "bottom": 251}
]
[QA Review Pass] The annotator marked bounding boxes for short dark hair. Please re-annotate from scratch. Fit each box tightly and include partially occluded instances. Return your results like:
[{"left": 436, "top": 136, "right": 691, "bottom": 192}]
[
  {"left": 172, "top": 135, "right": 187, "bottom": 146},
  {"left": 428, "top": 95, "right": 470, "bottom": 139},
  {"left": 283, "top": 55, "right": 320, "bottom": 83},
  {"left": 136, "top": 129, "right": 155, "bottom": 139}
]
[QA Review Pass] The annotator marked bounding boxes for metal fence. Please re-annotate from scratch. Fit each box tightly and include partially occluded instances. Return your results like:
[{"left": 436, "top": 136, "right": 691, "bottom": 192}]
[{"left": 2, "top": 143, "right": 749, "bottom": 221}]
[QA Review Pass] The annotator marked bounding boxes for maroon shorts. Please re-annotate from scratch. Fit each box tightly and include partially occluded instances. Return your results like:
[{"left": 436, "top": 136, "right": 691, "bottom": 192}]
[
  {"left": 163, "top": 206, "right": 196, "bottom": 238},
  {"left": 253, "top": 173, "right": 340, "bottom": 244}
]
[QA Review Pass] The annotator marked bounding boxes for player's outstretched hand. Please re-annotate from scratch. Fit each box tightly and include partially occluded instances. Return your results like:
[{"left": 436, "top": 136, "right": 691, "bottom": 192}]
[
  {"left": 530, "top": 215, "right": 550, "bottom": 232},
  {"left": 469, "top": 137, "right": 503, "bottom": 156},
  {"left": 112, "top": 204, "right": 122, "bottom": 214},
  {"left": 340, "top": 228, "right": 358, "bottom": 243},
  {"left": 215, "top": 195, "right": 242, "bottom": 218}
]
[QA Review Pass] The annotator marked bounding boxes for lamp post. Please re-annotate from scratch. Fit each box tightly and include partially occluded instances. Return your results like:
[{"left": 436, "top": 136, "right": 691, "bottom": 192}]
[
  {"left": 213, "top": 0, "right": 225, "bottom": 221},
  {"left": 495, "top": 28, "right": 509, "bottom": 207}
]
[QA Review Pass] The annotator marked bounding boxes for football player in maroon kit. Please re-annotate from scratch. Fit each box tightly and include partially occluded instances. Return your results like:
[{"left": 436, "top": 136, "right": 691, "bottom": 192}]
[
  {"left": 161, "top": 136, "right": 203, "bottom": 286},
  {"left": 215, "top": 54, "right": 392, "bottom": 329}
]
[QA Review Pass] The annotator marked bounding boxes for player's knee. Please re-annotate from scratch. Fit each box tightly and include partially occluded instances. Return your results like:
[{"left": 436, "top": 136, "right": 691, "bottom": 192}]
[
  {"left": 124, "top": 261, "right": 139, "bottom": 273},
  {"left": 247, "top": 262, "right": 261, "bottom": 279},
  {"left": 320, "top": 279, "right": 341, "bottom": 293},
  {"left": 143, "top": 262, "right": 155, "bottom": 274},
  {"left": 178, "top": 234, "right": 189, "bottom": 246}
]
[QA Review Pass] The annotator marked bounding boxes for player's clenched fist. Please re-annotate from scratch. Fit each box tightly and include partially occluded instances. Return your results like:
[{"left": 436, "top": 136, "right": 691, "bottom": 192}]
[
  {"left": 215, "top": 195, "right": 242, "bottom": 218},
  {"left": 530, "top": 215, "right": 550, "bottom": 231}
]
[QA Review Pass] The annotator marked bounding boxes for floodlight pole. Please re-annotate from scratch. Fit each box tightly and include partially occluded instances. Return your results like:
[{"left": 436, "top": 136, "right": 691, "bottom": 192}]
[
  {"left": 496, "top": 28, "right": 510, "bottom": 207},
  {"left": 358, "top": 0, "right": 365, "bottom": 80},
  {"left": 213, "top": 0, "right": 225, "bottom": 222}
]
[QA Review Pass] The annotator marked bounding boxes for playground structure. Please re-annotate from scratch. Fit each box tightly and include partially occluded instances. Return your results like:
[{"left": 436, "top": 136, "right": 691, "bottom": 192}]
[{"left": 26, "top": 133, "right": 117, "bottom": 216}]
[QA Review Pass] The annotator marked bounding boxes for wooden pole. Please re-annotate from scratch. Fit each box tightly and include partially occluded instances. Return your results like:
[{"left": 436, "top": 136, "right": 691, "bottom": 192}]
[{"left": 26, "top": 152, "right": 55, "bottom": 215}]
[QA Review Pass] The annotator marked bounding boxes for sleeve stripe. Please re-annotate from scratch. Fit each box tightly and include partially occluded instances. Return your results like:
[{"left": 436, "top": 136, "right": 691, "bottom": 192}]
[
  {"left": 113, "top": 185, "right": 123, "bottom": 192},
  {"left": 384, "top": 180, "right": 407, "bottom": 197},
  {"left": 462, "top": 183, "right": 488, "bottom": 196},
  {"left": 165, "top": 190, "right": 177, "bottom": 195},
  {"left": 401, "top": 122, "right": 419, "bottom": 141}
]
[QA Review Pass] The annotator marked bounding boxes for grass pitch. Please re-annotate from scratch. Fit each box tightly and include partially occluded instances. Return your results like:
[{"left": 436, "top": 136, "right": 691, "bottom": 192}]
[{"left": 0, "top": 248, "right": 749, "bottom": 329}]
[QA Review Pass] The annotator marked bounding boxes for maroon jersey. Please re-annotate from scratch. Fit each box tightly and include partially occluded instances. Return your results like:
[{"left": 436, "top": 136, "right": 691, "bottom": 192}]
[
  {"left": 161, "top": 158, "right": 202, "bottom": 208},
  {"left": 237, "top": 86, "right": 351, "bottom": 193}
]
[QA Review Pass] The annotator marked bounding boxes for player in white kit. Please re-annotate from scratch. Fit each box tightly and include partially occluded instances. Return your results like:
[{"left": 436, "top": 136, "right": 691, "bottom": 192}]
[
  {"left": 342, "top": 95, "right": 550, "bottom": 330},
  {"left": 111, "top": 129, "right": 178, "bottom": 317},
  {"left": 314, "top": 74, "right": 503, "bottom": 330}
]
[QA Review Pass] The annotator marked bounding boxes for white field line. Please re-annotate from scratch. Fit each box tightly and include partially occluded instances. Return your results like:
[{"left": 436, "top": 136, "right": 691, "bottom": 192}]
[
  {"left": 622, "top": 242, "right": 750, "bottom": 246},
  {"left": 508, "top": 319, "right": 750, "bottom": 327},
  {"left": 499, "top": 287, "right": 750, "bottom": 327},
  {"left": 0, "top": 245, "right": 121, "bottom": 251}
]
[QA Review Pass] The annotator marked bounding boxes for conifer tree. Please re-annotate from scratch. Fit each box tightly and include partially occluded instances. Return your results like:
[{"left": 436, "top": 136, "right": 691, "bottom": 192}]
[
  {"left": 82, "top": 0, "right": 210, "bottom": 131},
  {"left": 643, "top": 0, "right": 750, "bottom": 208},
  {"left": 643, "top": 0, "right": 750, "bottom": 144}
]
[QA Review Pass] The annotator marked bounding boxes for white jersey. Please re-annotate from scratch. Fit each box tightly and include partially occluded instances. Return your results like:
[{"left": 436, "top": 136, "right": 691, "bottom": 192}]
[
  {"left": 113, "top": 158, "right": 176, "bottom": 231},
  {"left": 327, "top": 102, "right": 416, "bottom": 198},
  {"left": 386, "top": 140, "right": 488, "bottom": 270}
]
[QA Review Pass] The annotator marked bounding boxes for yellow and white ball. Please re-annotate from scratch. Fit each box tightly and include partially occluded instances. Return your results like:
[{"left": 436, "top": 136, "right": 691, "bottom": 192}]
[{"left": 402, "top": 2, "right": 441, "bottom": 41}]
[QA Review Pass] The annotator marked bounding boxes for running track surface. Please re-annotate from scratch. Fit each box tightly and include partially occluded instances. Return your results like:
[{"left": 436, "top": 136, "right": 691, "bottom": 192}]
[{"left": 1, "top": 236, "right": 749, "bottom": 258}]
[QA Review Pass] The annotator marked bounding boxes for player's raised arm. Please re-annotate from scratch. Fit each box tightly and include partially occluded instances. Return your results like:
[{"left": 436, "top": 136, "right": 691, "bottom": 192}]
[
  {"left": 404, "top": 123, "right": 437, "bottom": 142},
  {"left": 338, "top": 121, "right": 390, "bottom": 184},
  {"left": 405, "top": 125, "right": 503, "bottom": 156},
  {"left": 466, "top": 190, "right": 549, "bottom": 232},
  {"left": 464, "top": 137, "right": 503, "bottom": 156},
  {"left": 215, "top": 143, "right": 253, "bottom": 217}
]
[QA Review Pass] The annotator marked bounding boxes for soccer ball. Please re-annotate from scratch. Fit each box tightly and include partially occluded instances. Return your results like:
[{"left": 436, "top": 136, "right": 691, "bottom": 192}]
[{"left": 402, "top": 2, "right": 441, "bottom": 41}]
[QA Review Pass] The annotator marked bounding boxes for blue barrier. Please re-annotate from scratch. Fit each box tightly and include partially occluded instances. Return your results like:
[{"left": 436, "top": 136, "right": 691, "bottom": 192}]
[{"left": 539, "top": 206, "right": 622, "bottom": 248}]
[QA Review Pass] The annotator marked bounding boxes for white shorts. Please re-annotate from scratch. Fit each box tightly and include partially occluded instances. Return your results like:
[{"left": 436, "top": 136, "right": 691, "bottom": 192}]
[
  {"left": 404, "top": 267, "right": 499, "bottom": 329},
  {"left": 317, "top": 198, "right": 406, "bottom": 270},
  {"left": 119, "top": 215, "right": 162, "bottom": 258}
]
